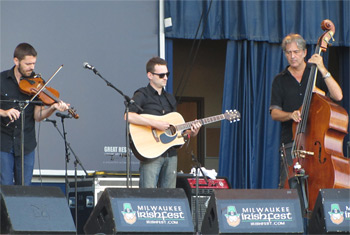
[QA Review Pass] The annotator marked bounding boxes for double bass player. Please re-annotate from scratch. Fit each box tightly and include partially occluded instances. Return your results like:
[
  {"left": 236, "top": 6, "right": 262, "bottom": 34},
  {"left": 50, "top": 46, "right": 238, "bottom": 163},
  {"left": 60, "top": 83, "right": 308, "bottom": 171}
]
[{"left": 269, "top": 33, "right": 343, "bottom": 189}]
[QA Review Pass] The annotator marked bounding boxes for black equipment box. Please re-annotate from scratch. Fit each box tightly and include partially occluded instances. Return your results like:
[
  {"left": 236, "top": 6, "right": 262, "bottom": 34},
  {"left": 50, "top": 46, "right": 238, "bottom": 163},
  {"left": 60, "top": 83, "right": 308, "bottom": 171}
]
[{"left": 68, "top": 174, "right": 139, "bottom": 234}]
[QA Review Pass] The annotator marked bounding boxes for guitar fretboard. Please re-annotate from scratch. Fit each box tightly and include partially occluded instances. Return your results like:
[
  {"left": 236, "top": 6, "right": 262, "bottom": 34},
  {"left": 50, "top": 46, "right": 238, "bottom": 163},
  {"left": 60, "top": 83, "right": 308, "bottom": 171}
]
[{"left": 176, "top": 114, "right": 225, "bottom": 132}]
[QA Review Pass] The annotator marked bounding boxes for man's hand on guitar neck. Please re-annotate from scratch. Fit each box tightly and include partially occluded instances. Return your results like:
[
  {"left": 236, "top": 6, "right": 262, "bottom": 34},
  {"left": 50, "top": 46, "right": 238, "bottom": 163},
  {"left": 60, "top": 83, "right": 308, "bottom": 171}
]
[{"left": 185, "top": 120, "right": 202, "bottom": 137}]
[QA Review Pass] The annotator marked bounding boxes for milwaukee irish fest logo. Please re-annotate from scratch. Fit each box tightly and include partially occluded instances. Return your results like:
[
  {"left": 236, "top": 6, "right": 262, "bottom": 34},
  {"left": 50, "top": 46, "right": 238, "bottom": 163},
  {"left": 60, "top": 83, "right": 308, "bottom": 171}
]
[
  {"left": 116, "top": 197, "right": 193, "bottom": 234},
  {"left": 120, "top": 202, "right": 186, "bottom": 225},
  {"left": 121, "top": 203, "right": 137, "bottom": 225},
  {"left": 216, "top": 199, "right": 304, "bottom": 234},
  {"left": 224, "top": 204, "right": 294, "bottom": 228},
  {"left": 328, "top": 203, "right": 350, "bottom": 225},
  {"left": 221, "top": 201, "right": 350, "bottom": 233}
]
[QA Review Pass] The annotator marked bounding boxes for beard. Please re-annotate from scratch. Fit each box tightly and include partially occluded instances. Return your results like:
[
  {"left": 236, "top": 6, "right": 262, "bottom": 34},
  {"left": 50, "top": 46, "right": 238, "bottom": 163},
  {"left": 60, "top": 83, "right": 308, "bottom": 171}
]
[{"left": 18, "top": 64, "right": 34, "bottom": 78}]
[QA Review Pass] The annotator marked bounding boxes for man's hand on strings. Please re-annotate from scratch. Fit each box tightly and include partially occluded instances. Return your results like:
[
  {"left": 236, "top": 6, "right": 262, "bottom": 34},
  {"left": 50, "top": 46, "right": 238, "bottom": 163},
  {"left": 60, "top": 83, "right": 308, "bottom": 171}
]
[
  {"left": 308, "top": 54, "right": 326, "bottom": 74},
  {"left": 290, "top": 110, "right": 301, "bottom": 122},
  {"left": 153, "top": 120, "right": 171, "bottom": 131}
]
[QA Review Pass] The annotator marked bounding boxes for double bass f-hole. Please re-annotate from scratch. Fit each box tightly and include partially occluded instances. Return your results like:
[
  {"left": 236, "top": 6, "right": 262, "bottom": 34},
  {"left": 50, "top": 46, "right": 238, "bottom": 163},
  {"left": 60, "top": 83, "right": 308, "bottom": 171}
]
[{"left": 314, "top": 141, "right": 325, "bottom": 164}]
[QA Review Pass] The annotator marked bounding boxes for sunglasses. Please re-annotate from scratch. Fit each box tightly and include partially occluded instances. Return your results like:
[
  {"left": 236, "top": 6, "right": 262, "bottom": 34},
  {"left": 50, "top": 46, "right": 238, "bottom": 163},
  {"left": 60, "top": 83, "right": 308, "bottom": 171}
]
[{"left": 151, "top": 72, "right": 170, "bottom": 78}]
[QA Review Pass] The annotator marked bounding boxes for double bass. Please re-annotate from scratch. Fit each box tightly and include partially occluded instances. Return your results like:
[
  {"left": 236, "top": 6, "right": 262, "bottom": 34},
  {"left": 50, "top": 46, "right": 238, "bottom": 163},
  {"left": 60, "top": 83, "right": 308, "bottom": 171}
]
[{"left": 286, "top": 19, "right": 350, "bottom": 213}]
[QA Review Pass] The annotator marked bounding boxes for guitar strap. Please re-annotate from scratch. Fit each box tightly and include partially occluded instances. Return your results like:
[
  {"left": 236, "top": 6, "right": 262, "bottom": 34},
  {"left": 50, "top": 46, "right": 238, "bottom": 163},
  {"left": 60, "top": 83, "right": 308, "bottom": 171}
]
[{"left": 163, "top": 90, "right": 177, "bottom": 113}]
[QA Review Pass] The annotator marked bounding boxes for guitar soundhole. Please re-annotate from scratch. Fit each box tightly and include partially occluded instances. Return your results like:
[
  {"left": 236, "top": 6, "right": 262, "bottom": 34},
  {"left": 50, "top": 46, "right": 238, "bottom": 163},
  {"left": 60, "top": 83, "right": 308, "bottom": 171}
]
[{"left": 165, "top": 125, "right": 177, "bottom": 136}]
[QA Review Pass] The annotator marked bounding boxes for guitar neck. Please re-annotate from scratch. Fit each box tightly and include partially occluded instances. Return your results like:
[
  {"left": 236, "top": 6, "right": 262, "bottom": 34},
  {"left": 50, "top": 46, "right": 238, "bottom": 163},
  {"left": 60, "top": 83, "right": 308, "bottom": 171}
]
[{"left": 176, "top": 114, "right": 225, "bottom": 132}]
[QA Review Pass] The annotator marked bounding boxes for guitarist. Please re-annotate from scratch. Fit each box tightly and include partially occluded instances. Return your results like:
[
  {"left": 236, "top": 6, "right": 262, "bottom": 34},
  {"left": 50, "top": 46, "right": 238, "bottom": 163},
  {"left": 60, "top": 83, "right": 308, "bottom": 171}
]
[{"left": 128, "top": 57, "right": 201, "bottom": 188}]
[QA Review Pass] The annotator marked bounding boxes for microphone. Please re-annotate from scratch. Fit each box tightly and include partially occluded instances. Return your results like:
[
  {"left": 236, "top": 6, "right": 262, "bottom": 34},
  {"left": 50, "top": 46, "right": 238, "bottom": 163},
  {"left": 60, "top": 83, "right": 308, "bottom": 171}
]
[
  {"left": 56, "top": 112, "right": 72, "bottom": 119},
  {"left": 44, "top": 118, "right": 56, "bottom": 124},
  {"left": 83, "top": 62, "right": 99, "bottom": 75}
]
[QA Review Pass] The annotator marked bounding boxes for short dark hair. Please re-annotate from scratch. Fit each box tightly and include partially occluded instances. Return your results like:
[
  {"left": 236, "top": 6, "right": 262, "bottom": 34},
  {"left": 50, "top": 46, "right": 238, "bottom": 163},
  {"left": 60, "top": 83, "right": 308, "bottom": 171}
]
[
  {"left": 14, "top": 43, "right": 37, "bottom": 61},
  {"left": 146, "top": 56, "right": 167, "bottom": 73}
]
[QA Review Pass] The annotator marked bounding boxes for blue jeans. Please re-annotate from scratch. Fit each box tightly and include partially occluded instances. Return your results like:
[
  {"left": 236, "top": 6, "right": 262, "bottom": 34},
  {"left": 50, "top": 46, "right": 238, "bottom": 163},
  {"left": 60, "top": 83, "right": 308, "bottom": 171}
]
[
  {"left": 0, "top": 150, "right": 35, "bottom": 185},
  {"left": 139, "top": 151, "right": 177, "bottom": 188}
]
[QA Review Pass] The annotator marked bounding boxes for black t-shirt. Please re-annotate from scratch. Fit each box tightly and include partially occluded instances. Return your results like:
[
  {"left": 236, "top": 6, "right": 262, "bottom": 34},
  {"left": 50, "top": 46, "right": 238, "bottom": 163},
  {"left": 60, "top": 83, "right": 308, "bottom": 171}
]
[
  {"left": 0, "top": 67, "right": 38, "bottom": 156},
  {"left": 270, "top": 63, "right": 328, "bottom": 144},
  {"left": 129, "top": 83, "right": 177, "bottom": 115}
]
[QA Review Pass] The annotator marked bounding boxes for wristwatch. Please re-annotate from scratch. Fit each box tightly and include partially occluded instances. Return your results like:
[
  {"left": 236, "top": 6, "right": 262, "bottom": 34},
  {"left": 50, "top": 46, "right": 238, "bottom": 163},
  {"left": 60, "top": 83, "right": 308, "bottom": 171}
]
[{"left": 323, "top": 72, "right": 331, "bottom": 79}]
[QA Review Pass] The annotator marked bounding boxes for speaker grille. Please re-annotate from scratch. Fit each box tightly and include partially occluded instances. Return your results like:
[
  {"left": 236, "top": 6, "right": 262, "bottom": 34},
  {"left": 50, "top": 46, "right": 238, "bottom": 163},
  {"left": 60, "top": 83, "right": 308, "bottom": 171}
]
[
  {"left": 176, "top": 175, "right": 231, "bottom": 232},
  {"left": 0, "top": 185, "right": 76, "bottom": 234},
  {"left": 191, "top": 195, "right": 211, "bottom": 229}
]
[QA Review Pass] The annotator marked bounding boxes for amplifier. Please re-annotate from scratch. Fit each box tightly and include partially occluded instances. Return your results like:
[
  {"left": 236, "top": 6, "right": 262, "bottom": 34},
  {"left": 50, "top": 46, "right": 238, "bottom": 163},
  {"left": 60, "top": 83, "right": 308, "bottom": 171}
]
[
  {"left": 176, "top": 175, "right": 231, "bottom": 230},
  {"left": 185, "top": 178, "right": 231, "bottom": 189}
]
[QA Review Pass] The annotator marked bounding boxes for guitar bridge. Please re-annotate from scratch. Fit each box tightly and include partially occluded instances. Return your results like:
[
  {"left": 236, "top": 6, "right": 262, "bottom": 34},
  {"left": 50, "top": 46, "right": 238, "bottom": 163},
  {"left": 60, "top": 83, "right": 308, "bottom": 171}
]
[{"left": 152, "top": 128, "right": 160, "bottom": 142}]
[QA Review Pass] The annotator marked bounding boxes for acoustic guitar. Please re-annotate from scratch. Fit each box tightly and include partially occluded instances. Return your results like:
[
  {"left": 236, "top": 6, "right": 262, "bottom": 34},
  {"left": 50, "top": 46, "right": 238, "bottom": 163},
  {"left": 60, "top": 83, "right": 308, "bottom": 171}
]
[{"left": 129, "top": 110, "right": 240, "bottom": 161}]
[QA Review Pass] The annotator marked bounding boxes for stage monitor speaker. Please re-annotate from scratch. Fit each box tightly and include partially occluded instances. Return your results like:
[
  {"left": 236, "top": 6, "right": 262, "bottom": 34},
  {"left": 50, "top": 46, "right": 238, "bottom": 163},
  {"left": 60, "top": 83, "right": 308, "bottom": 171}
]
[
  {"left": 309, "top": 188, "right": 350, "bottom": 234},
  {"left": 0, "top": 185, "right": 76, "bottom": 234},
  {"left": 201, "top": 189, "right": 304, "bottom": 234},
  {"left": 176, "top": 175, "right": 231, "bottom": 230},
  {"left": 84, "top": 188, "right": 194, "bottom": 234}
]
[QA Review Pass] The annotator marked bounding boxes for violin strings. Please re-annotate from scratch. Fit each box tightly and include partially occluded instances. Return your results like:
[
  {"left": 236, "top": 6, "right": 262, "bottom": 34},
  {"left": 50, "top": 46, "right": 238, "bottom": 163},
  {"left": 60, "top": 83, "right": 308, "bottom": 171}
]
[{"left": 41, "top": 87, "right": 61, "bottom": 103}]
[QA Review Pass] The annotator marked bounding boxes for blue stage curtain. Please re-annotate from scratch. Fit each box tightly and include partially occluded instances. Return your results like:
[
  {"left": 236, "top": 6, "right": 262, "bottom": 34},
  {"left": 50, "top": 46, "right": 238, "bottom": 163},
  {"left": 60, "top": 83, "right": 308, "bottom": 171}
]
[
  {"left": 165, "top": 0, "right": 350, "bottom": 46},
  {"left": 339, "top": 48, "right": 350, "bottom": 155},
  {"left": 219, "top": 41, "right": 284, "bottom": 189},
  {"left": 165, "top": 38, "right": 174, "bottom": 93},
  {"left": 165, "top": 0, "right": 350, "bottom": 189}
]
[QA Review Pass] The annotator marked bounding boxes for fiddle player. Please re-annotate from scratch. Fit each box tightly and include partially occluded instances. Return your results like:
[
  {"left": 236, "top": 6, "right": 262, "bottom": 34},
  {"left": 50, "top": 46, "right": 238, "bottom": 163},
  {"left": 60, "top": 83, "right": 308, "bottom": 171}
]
[
  {"left": 269, "top": 34, "right": 343, "bottom": 188},
  {"left": 0, "top": 42, "right": 69, "bottom": 185},
  {"left": 127, "top": 56, "right": 201, "bottom": 188}
]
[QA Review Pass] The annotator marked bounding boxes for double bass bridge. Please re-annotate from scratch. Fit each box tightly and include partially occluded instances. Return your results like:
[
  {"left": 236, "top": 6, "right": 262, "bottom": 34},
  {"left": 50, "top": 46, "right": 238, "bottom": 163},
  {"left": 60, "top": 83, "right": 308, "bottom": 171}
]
[{"left": 293, "top": 150, "right": 314, "bottom": 159}]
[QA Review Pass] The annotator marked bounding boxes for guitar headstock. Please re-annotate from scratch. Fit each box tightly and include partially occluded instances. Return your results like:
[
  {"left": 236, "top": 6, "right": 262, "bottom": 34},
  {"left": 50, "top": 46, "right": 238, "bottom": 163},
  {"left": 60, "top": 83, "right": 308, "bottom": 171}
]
[{"left": 224, "top": 109, "right": 241, "bottom": 123}]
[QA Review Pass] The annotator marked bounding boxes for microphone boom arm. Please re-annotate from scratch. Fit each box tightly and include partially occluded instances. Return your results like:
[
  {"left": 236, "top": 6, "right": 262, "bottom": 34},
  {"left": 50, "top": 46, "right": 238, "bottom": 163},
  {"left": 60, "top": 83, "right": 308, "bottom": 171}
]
[{"left": 83, "top": 62, "right": 143, "bottom": 188}]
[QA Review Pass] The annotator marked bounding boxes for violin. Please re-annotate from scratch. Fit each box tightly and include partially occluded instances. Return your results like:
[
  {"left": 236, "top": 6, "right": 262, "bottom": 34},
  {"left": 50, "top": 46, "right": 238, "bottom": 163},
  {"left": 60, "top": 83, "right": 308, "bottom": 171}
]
[{"left": 19, "top": 75, "right": 79, "bottom": 119}]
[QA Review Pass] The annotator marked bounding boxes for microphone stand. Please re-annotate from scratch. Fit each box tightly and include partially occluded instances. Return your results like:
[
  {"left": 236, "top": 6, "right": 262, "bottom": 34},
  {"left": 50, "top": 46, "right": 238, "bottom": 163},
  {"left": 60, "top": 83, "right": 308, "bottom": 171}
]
[
  {"left": 191, "top": 151, "right": 208, "bottom": 235},
  {"left": 1, "top": 99, "right": 42, "bottom": 185},
  {"left": 86, "top": 66, "right": 142, "bottom": 188},
  {"left": 46, "top": 116, "right": 88, "bottom": 235},
  {"left": 59, "top": 116, "right": 72, "bottom": 199}
]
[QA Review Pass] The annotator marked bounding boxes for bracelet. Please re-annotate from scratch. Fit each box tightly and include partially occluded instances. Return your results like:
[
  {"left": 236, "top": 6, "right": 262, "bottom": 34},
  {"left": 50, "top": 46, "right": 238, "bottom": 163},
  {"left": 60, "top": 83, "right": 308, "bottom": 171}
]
[{"left": 323, "top": 72, "right": 331, "bottom": 79}]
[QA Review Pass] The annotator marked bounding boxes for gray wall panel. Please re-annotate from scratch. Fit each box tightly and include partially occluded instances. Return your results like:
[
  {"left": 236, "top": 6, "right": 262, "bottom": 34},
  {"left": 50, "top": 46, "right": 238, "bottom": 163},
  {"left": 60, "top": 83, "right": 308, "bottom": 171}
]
[{"left": 1, "top": 0, "right": 159, "bottom": 173}]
